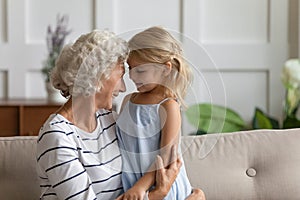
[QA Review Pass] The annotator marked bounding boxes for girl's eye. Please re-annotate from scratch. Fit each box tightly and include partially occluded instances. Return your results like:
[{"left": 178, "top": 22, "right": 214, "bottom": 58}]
[
  {"left": 136, "top": 69, "right": 145, "bottom": 73},
  {"left": 131, "top": 67, "right": 146, "bottom": 73}
]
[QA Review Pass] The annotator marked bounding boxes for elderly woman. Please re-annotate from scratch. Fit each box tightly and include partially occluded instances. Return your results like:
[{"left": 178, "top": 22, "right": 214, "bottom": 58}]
[{"left": 36, "top": 30, "right": 205, "bottom": 200}]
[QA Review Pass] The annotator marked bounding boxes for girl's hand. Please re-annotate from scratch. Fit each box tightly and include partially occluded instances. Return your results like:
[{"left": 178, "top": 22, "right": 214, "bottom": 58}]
[{"left": 120, "top": 187, "right": 146, "bottom": 200}]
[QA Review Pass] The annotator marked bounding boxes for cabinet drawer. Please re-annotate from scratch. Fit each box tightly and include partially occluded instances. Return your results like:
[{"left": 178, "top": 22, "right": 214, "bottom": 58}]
[
  {"left": 21, "top": 106, "right": 59, "bottom": 136},
  {"left": 0, "top": 106, "right": 19, "bottom": 136}
]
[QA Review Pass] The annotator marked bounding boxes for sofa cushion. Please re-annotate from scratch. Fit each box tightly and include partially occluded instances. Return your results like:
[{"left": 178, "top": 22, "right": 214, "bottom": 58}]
[
  {"left": 1, "top": 129, "right": 300, "bottom": 200},
  {"left": 0, "top": 136, "right": 39, "bottom": 200},
  {"left": 181, "top": 128, "right": 300, "bottom": 200}
]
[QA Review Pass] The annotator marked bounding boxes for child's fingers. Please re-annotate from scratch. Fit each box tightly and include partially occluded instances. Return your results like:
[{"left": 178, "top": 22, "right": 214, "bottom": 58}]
[
  {"left": 170, "top": 145, "right": 182, "bottom": 168},
  {"left": 156, "top": 155, "right": 164, "bottom": 170},
  {"left": 171, "top": 145, "right": 177, "bottom": 162},
  {"left": 115, "top": 193, "right": 124, "bottom": 200}
]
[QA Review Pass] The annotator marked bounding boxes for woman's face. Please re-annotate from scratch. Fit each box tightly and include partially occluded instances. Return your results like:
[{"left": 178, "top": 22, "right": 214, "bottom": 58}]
[
  {"left": 127, "top": 58, "right": 164, "bottom": 93},
  {"left": 96, "top": 62, "right": 126, "bottom": 110}
]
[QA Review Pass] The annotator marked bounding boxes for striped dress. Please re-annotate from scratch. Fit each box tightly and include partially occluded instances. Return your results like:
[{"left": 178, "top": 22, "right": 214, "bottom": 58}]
[{"left": 36, "top": 109, "right": 123, "bottom": 200}]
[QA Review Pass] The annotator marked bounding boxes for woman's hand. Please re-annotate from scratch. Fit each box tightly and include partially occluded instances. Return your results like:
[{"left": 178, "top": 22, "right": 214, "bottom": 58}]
[
  {"left": 186, "top": 188, "right": 206, "bottom": 200},
  {"left": 149, "top": 146, "right": 206, "bottom": 200},
  {"left": 116, "top": 145, "right": 206, "bottom": 200},
  {"left": 116, "top": 146, "right": 181, "bottom": 200},
  {"left": 148, "top": 145, "right": 182, "bottom": 199}
]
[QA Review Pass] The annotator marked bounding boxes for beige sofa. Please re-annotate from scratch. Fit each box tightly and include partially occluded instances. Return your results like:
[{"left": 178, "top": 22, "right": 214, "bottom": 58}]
[{"left": 1, "top": 128, "right": 300, "bottom": 200}]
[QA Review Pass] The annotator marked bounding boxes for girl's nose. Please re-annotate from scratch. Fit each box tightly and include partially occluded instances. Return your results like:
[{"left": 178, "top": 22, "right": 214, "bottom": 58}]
[{"left": 129, "top": 70, "right": 135, "bottom": 81}]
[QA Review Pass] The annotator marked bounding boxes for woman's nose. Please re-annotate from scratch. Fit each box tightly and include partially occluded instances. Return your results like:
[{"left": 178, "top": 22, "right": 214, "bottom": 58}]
[{"left": 119, "top": 78, "right": 126, "bottom": 92}]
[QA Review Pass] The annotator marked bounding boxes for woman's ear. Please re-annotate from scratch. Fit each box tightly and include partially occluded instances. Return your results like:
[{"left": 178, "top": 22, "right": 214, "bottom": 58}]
[{"left": 163, "top": 61, "right": 172, "bottom": 76}]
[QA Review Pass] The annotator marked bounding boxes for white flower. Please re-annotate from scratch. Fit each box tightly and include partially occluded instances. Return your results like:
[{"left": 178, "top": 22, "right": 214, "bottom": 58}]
[
  {"left": 282, "top": 59, "right": 300, "bottom": 89},
  {"left": 282, "top": 59, "right": 300, "bottom": 116}
]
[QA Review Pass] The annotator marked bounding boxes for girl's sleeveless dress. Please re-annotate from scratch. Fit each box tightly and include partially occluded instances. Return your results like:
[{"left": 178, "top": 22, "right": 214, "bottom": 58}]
[{"left": 116, "top": 99, "right": 192, "bottom": 199}]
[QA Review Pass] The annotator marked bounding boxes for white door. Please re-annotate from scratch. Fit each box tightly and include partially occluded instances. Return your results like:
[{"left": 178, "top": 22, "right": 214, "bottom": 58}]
[
  {"left": 0, "top": 0, "right": 289, "bottom": 134},
  {"left": 182, "top": 0, "right": 288, "bottom": 134}
]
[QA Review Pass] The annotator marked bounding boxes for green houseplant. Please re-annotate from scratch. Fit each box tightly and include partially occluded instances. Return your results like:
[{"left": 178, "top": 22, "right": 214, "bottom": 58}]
[
  {"left": 41, "top": 14, "right": 71, "bottom": 103},
  {"left": 185, "top": 103, "right": 246, "bottom": 134},
  {"left": 185, "top": 104, "right": 280, "bottom": 135}
]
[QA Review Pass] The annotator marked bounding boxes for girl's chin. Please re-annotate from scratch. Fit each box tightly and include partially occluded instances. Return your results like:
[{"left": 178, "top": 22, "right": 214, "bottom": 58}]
[
  {"left": 136, "top": 85, "right": 145, "bottom": 90},
  {"left": 137, "top": 86, "right": 151, "bottom": 93}
]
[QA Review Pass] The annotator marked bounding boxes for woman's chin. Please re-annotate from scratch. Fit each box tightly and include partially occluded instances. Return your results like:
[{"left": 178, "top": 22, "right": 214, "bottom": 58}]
[{"left": 105, "top": 102, "right": 113, "bottom": 110}]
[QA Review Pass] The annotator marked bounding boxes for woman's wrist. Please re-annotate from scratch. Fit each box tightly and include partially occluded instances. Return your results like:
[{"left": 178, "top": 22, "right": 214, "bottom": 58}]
[{"left": 148, "top": 187, "right": 168, "bottom": 200}]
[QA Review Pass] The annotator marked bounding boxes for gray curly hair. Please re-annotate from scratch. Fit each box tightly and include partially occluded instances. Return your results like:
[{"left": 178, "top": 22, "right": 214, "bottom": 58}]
[{"left": 50, "top": 30, "right": 129, "bottom": 97}]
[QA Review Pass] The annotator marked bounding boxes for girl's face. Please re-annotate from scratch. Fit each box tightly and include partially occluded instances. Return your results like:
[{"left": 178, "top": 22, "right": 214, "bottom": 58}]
[
  {"left": 127, "top": 58, "right": 165, "bottom": 93},
  {"left": 96, "top": 62, "right": 126, "bottom": 110}
]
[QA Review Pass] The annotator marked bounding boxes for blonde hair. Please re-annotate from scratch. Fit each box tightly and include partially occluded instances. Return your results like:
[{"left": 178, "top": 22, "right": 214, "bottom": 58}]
[
  {"left": 50, "top": 30, "right": 129, "bottom": 97},
  {"left": 128, "top": 26, "right": 192, "bottom": 107}
]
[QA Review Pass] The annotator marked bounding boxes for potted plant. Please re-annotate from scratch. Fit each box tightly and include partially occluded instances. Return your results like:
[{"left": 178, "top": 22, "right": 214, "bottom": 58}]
[
  {"left": 281, "top": 58, "right": 300, "bottom": 128},
  {"left": 41, "top": 14, "right": 71, "bottom": 103}
]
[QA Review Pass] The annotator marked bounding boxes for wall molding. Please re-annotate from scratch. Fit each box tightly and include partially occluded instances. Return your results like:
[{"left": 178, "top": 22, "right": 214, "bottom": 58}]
[{"left": 0, "top": 0, "right": 7, "bottom": 43}]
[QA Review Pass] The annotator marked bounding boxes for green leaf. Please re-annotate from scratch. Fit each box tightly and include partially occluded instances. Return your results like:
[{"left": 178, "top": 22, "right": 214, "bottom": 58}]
[
  {"left": 185, "top": 103, "right": 246, "bottom": 134},
  {"left": 252, "top": 107, "right": 279, "bottom": 129},
  {"left": 283, "top": 116, "right": 300, "bottom": 129}
]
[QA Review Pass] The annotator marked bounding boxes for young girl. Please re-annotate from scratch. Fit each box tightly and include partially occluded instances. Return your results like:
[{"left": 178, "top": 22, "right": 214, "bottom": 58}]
[{"left": 116, "top": 26, "right": 193, "bottom": 199}]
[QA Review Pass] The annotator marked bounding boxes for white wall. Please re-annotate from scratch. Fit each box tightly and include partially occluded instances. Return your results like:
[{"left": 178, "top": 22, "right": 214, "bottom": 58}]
[{"left": 0, "top": 0, "right": 295, "bottom": 133}]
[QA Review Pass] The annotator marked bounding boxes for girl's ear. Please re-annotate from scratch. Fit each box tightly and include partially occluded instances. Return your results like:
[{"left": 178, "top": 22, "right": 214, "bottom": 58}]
[{"left": 163, "top": 61, "right": 172, "bottom": 76}]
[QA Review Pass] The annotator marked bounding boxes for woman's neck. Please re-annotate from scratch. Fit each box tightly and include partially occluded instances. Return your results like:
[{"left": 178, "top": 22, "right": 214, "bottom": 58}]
[{"left": 58, "top": 97, "right": 98, "bottom": 133}]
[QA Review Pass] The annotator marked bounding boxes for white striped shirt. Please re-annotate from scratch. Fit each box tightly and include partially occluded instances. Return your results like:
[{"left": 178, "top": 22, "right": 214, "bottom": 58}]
[{"left": 36, "top": 109, "right": 123, "bottom": 200}]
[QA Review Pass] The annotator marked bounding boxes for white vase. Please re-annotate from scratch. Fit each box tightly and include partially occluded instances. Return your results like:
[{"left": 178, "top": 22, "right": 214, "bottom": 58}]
[{"left": 45, "top": 82, "right": 67, "bottom": 104}]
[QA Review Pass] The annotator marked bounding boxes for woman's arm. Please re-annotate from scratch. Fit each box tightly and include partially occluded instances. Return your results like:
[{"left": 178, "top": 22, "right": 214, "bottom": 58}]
[
  {"left": 148, "top": 147, "right": 181, "bottom": 200},
  {"left": 116, "top": 146, "right": 206, "bottom": 200},
  {"left": 150, "top": 99, "right": 207, "bottom": 200},
  {"left": 149, "top": 149, "right": 206, "bottom": 200},
  {"left": 116, "top": 146, "right": 181, "bottom": 200}
]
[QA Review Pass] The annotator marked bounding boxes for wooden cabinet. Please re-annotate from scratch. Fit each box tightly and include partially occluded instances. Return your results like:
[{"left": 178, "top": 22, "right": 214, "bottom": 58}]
[{"left": 0, "top": 99, "right": 61, "bottom": 136}]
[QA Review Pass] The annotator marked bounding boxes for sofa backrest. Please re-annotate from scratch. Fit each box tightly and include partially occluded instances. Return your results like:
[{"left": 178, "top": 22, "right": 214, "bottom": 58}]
[
  {"left": 0, "top": 136, "right": 39, "bottom": 199},
  {"left": 0, "top": 129, "right": 300, "bottom": 200},
  {"left": 182, "top": 128, "right": 300, "bottom": 200}
]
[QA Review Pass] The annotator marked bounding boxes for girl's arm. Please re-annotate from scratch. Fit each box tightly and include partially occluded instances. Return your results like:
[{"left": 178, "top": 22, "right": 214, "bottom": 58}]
[
  {"left": 159, "top": 99, "right": 181, "bottom": 166},
  {"left": 155, "top": 100, "right": 206, "bottom": 200}
]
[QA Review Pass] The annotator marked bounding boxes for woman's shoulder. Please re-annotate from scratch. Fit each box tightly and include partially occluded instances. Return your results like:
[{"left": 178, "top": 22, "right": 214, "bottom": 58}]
[
  {"left": 37, "top": 114, "right": 75, "bottom": 144},
  {"left": 40, "top": 114, "right": 73, "bottom": 130}
]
